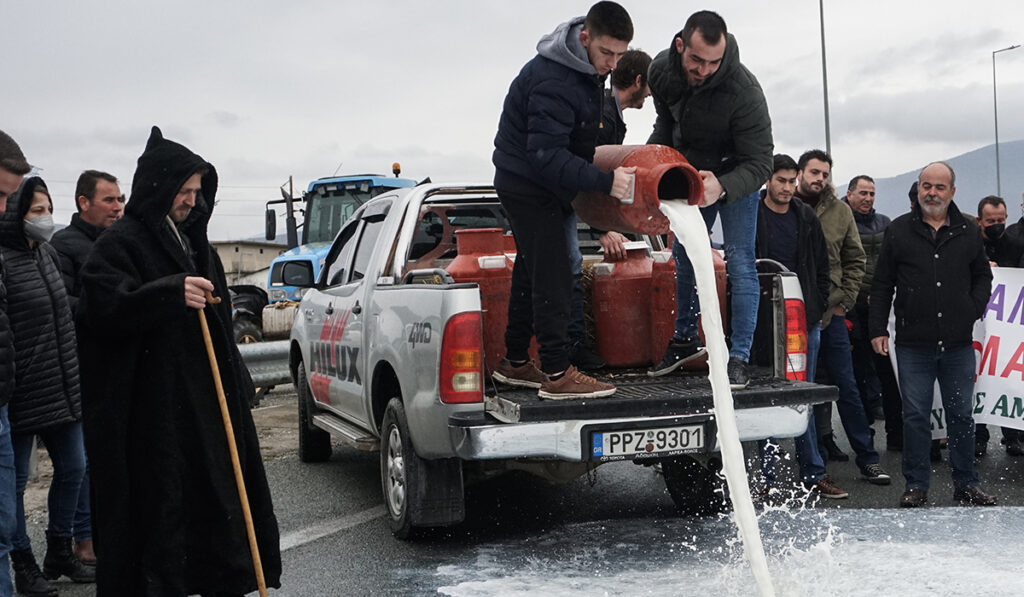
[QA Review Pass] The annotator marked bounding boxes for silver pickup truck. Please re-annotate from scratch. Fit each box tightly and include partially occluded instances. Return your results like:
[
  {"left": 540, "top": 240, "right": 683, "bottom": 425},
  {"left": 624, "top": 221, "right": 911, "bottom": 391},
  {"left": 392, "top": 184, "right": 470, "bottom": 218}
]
[{"left": 283, "top": 182, "right": 836, "bottom": 538}]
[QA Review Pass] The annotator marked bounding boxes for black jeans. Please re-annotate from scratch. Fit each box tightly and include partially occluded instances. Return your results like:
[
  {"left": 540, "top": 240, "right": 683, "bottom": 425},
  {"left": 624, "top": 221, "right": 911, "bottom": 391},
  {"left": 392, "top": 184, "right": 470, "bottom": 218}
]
[{"left": 500, "top": 189, "right": 572, "bottom": 374}]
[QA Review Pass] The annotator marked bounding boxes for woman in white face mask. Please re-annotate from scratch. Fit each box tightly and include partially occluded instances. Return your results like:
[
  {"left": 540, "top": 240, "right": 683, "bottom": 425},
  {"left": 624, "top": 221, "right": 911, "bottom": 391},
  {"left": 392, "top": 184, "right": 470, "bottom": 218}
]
[
  {"left": 0, "top": 176, "right": 93, "bottom": 594},
  {"left": 23, "top": 185, "right": 55, "bottom": 245}
]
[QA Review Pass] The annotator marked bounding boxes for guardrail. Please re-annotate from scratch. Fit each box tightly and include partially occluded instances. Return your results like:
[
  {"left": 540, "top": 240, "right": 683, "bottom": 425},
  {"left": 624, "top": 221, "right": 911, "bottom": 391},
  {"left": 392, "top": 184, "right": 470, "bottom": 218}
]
[{"left": 238, "top": 340, "right": 292, "bottom": 388}]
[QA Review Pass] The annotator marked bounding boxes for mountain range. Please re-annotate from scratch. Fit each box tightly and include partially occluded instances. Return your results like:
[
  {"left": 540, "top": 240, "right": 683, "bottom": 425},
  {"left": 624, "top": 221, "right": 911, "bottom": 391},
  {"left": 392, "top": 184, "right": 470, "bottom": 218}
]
[{"left": 871, "top": 140, "right": 1024, "bottom": 221}]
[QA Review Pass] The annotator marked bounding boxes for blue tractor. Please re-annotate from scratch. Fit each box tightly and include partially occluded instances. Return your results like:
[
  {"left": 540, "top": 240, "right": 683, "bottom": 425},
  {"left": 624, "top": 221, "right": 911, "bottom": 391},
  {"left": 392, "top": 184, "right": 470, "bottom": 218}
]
[{"left": 232, "top": 165, "right": 418, "bottom": 343}]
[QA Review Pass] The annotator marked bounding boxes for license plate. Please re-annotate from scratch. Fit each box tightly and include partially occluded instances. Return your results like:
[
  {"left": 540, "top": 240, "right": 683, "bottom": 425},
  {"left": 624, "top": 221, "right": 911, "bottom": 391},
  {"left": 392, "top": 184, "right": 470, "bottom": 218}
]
[{"left": 591, "top": 424, "right": 707, "bottom": 461}]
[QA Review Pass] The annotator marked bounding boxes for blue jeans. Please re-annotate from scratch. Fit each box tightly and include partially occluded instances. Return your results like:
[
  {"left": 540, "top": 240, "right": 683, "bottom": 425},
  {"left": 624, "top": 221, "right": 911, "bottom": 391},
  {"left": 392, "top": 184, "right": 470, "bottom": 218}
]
[
  {"left": 672, "top": 190, "right": 759, "bottom": 361},
  {"left": 762, "top": 324, "right": 827, "bottom": 485},
  {"left": 816, "top": 314, "right": 879, "bottom": 469},
  {"left": 12, "top": 422, "right": 87, "bottom": 550},
  {"left": 793, "top": 324, "right": 827, "bottom": 483},
  {"left": 74, "top": 470, "right": 91, "bottom": 542},
  {"left": 896, "top": 344, "right": 978, "bottom": 492},
  {"left": 563, "top": 213, "right": 585, "bottom": 343},
  {"left": 0, "top": 407, "right": 17, "bottom": 597}
]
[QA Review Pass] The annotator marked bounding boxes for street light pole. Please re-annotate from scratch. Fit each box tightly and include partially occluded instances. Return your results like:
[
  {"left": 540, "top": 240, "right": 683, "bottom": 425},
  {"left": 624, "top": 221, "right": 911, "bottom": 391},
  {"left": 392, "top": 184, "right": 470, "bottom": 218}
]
[
  {"left": 819, "top": 0, "right": 832, "bottom": 157},
  {"left": 993, "top": 44, "right": 1020, "bottom": 197}
]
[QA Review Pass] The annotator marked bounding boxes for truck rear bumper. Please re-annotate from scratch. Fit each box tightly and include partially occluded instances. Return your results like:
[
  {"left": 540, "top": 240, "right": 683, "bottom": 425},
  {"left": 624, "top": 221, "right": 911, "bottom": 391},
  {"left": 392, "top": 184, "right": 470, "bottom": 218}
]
[{"left": 449, "top": 404, "right": 811, "bottom": 462}]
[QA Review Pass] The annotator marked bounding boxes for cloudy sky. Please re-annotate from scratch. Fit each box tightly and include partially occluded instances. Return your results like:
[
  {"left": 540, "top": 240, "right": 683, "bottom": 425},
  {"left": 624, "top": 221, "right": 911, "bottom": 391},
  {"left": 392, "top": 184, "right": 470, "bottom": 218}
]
[{"left": 3, "top": 0, "right": 1023, "bottom": 239}]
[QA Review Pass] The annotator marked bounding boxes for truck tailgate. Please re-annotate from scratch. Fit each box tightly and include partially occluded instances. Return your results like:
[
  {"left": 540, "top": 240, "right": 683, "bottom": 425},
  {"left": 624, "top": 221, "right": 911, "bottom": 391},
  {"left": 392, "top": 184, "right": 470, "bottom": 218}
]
[{"left": 483, "top": 369, "right": 837, "bottom": 424}]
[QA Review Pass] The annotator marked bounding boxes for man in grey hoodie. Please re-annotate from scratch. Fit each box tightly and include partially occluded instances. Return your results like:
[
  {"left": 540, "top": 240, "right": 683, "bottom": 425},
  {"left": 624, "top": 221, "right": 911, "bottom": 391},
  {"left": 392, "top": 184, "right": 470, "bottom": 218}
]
[{"left": 491, "top": 1, "right": 634, "bottom": 400}]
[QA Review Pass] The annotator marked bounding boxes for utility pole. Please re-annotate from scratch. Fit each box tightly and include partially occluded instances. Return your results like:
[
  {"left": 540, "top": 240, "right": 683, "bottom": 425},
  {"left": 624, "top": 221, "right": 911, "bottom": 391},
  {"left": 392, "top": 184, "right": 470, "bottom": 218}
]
[
  {"left": 819, "top": 0, "right": 832, "bottom": 157},
  {"left": 993, "top": 44, "right": 1021, "bottom": 196}
]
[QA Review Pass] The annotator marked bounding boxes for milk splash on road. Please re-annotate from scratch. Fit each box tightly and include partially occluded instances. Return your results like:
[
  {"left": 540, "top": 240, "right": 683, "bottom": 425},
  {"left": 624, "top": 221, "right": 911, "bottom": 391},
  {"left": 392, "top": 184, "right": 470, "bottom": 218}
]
[{"left": 659, "top": 201, "right": 775, "bottom": 597}]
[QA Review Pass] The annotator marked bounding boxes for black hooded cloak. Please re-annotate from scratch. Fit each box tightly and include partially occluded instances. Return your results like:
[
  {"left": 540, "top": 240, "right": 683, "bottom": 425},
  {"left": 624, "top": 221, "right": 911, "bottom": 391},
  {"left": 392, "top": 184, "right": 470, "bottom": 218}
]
[{"left": 77, "top": 127, "right": 281, "bottom": 595}]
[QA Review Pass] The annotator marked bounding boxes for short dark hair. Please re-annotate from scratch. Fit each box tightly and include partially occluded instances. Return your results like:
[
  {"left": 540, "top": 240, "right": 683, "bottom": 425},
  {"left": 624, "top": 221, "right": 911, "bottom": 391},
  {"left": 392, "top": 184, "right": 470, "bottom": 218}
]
[
  {"left": 681, "top": 10, "right": 728, "bottom": 48},
  {"left": 978, "top": 195, "right": 1006, "bottom": 218},
  {"left": 584, "top": 1, "right": 633, "bottom": 42},
  {"left": 610, "top": 48, "right": 652, "bottom": 90},
  {"left": 847, "top": 175, "right": 875, "bottom": 192},
  {"left": 0, "top": 129, "right": 30, "bottom": 176},
  {"left": 75, "top": 170, "right": 119, "bottom": 209},
  {"left": 771, "top": 154, "right": 798, "bottom": 175},
  {"left": 797, "top": 149, "right": 833, "bottom": 171}
]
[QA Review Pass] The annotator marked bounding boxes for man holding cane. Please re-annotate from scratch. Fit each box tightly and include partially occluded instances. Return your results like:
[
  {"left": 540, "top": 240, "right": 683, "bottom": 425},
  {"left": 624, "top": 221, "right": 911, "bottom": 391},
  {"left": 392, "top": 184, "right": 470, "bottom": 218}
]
[{"left": 77, "top": 127, "right": 281, "bottom": 595}]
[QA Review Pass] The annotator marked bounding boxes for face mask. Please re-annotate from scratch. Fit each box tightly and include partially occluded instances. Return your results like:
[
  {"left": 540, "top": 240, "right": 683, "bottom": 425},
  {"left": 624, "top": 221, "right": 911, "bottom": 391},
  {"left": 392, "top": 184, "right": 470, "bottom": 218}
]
[
  {"left": 985, "top": 223, "right": 1006, "bottom": 239},
  {"left": 24, "top": 215, "right": 55, "bottom": 243}
]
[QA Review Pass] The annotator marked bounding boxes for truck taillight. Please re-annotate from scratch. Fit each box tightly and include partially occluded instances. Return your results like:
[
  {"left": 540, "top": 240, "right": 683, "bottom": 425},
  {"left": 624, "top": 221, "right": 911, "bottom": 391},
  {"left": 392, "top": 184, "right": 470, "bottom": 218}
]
[
  {"left": 440, "top": 312, "right": 483, "bottom": 403},
  {"left": 784, "top": 299, "right": 807, "bottom": 381}
]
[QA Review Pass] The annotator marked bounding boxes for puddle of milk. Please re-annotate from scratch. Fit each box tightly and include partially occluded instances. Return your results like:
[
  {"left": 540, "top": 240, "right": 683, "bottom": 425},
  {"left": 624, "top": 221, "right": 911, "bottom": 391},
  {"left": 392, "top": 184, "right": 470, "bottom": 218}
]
[{"left": 659, "top": 201, "right": 775, "bottom": 597}]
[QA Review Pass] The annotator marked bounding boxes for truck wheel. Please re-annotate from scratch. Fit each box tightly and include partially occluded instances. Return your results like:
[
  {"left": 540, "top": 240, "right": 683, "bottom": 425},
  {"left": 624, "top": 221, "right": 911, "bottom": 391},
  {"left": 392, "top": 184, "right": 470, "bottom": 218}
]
[
  {"left": 380, "top": 398, "right": 420, "bottom": 539},
  {"left": 297, "top": 367, "right": 331, "bottom": 463},
  {"left": 662, "top": 455, "right": 730, "bottom": 516},
  {"left": 234, "top": 317, "right": 263, "bottom": 344}
]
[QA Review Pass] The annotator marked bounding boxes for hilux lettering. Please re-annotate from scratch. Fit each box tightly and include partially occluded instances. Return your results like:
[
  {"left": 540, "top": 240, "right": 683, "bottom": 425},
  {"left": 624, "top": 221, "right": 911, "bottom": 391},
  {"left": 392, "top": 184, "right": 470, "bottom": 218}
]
[{"left": 310, "top": 341, "right": 362, "bottom": 386}]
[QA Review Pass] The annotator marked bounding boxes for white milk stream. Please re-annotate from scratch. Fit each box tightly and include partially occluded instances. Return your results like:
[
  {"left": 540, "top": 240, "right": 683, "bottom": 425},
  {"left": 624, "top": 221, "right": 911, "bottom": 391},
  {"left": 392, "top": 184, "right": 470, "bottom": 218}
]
[{"left": 659, "top": 201, "right": 775, "bottom": 597}]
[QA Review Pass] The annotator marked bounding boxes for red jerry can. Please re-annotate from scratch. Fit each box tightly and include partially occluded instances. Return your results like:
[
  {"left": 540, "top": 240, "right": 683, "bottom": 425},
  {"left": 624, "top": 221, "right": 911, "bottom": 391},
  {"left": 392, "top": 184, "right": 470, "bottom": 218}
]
[
  {"left": 572, "top": 144, "right": 704, "bottom": 235},
  {"left": 446, "top": 228, "right": 512, "bottom": 375},
  {"left": 649, "top": 250, "right": 677, "bottom": 365},
  {"left": 648, "top": 246, "right": 727, "bottom": 371},
  {"left": 592, "top": 242, "right": 654, "bottom": 367}
]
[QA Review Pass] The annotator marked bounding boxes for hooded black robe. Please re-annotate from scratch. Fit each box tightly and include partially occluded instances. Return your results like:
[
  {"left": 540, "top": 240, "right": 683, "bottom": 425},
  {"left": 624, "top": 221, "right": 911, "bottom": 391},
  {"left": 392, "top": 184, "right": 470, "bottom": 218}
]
[{"left": 77, "top": 127, "right": 281, "bottom": 595}]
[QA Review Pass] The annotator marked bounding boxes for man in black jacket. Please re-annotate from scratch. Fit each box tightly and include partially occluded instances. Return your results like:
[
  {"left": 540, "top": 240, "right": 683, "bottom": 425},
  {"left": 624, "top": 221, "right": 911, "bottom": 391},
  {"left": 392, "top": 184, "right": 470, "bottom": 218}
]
[
  {"left": 491, "top": 1, "right": 634, "bottom": 400},
  {"left": 51, "top": 170, "right": 123, "bottom": 315},
  {"left": 755, "top": 154, "right": 847, "bottom": 500},
  {"left": 49, "top": 170, "right": 123, "bottom": 568},
  {"left": 870, "top": 161, "right": 996, "bottom": 508},
  {"left": 844, "top": 175, "right": 904, "bottom": 450},
  {"left": 646, "top": 11, "right": 773, "bottom": 388},
  {"left": 974, "top": 195, "right": 1024, "bottom": 457},
  {"left": 597, "top": 48, "right": 652, "bottom": 146},
  {"left": 0, "top": 128, "right": 30, "bottom": 597},
  {"left": 77, "top": 127, "right": 281, "bottom": 595}
]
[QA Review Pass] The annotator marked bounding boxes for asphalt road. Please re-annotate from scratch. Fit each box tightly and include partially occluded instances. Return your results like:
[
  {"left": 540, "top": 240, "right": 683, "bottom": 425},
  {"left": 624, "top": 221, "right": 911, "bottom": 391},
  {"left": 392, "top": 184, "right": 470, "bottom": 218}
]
[{"left": 33, "top": 384, "right": 1024, "bottom": 596}]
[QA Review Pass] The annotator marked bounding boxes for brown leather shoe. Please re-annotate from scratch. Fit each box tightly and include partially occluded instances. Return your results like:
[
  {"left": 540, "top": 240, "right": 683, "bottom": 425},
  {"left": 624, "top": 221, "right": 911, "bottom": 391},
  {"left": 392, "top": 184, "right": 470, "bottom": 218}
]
[
  {"left": 809, "top": 476, "right": 849, "bottom": 499},
  {"left": 537, "top": 365, "right": 615, "bottom": 400},
  {"left": 74, "top": 539, "right": 96, "bottom": 566},
  {"left": 953, "top": 485, "right": 997, "bottom": 506},
  {"left": 900, "top": 488, "right": 927, "bottom": 508},
  {"left": 492, "top": 358, "right": 547, "bottom": 389}
]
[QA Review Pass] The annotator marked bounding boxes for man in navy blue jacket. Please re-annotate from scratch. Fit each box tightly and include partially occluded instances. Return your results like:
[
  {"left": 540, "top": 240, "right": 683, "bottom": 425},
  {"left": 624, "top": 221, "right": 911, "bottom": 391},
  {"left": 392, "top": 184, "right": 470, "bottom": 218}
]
[
  {"left": 491, "top": 1, "right": 635, "bottom": 400},
  {"left": 0, "top": 128, "right": 30, "bottom": 597}
]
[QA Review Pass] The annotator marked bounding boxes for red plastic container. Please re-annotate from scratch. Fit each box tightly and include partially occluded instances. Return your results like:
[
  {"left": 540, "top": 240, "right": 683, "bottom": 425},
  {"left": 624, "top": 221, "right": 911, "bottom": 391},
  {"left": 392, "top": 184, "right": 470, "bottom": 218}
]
[
  {"left": 572, "top": 144, "right": 704, "bottom": 235},
  {"left": 647, "top": 247, "right": 727, "bottom": 371},
  {"left": 592, "top": 243, "right": 654, "bottom": 367},
  {"left": 446, "top": 228, "right": 512, "bottom": 375},
  {"left": 649, "top": 249, "right": 677, "bottom": 365}
]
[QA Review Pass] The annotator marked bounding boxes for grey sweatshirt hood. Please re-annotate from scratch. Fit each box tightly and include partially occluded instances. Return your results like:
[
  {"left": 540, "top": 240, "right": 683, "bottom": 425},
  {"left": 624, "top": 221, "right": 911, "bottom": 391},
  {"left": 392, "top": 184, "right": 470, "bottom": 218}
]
[{"left": 536, "top": 17, "right": 598, "bottom": 76}]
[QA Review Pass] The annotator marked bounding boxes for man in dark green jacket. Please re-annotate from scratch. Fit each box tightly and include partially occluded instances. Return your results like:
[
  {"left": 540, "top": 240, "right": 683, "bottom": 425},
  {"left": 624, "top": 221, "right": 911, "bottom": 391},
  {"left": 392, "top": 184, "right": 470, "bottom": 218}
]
[
  {"left": 794, "top": 150, "right": 890, "bottom": 486},
  {"left": 645, "top": 10, "right": 772, "bottom": 389}
]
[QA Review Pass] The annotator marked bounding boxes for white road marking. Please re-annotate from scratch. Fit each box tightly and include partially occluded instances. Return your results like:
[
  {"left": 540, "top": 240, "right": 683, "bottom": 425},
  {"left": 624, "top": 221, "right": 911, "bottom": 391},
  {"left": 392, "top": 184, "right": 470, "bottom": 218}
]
[{"left": 279, "top": 506, "right": 386, "bottom": 551}]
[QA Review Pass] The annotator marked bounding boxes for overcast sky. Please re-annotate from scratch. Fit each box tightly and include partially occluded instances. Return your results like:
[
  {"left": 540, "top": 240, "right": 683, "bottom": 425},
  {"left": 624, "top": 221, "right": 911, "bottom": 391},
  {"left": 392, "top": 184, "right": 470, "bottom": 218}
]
[{"left": 3, "top": 0, "right": 1023, "bottom": 240}]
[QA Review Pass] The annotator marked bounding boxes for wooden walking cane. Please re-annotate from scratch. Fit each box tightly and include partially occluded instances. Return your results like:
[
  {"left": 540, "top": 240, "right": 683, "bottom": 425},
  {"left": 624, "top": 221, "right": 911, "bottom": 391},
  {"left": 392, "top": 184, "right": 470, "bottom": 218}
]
[{"left": 198, "top": 291, "right": 269, "bottom": 597}]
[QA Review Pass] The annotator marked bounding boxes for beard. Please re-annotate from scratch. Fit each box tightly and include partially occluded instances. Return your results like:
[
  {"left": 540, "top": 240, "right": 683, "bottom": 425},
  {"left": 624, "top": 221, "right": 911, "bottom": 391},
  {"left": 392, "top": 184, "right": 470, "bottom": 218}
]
[{"left": 919, "top": 194, "right": 948, "bottom": 219}]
